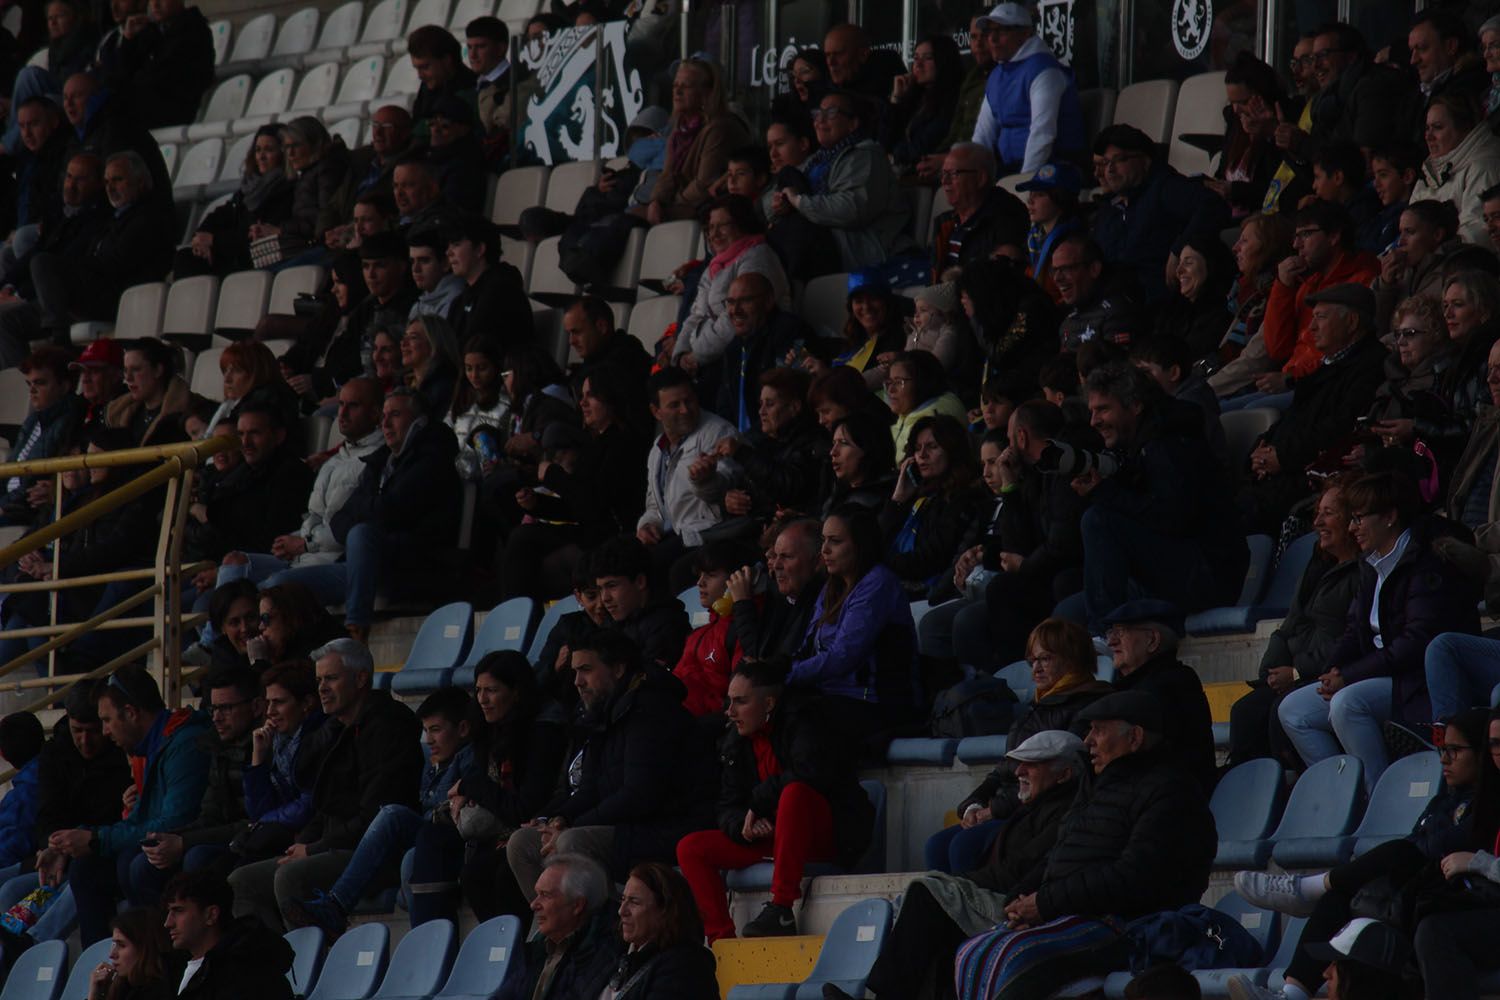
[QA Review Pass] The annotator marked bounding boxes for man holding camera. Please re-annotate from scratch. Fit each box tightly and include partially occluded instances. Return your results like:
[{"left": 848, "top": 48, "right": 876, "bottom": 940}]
[{"left": 1069, "top": 363, "right": 1248, "bottom": 632}]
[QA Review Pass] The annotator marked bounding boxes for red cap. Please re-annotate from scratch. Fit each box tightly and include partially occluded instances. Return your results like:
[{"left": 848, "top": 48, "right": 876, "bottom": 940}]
[{"left": 69, "top": 338, "right": 124, "bottom": 370}]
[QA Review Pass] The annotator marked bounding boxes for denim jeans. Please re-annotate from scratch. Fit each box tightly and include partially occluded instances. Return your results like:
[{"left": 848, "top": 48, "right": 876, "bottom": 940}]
[
  {"left": 326, "top": 803, "right": 424, "bottom": 910},
  {"left": 922, "top": 820, "right": 1002, "bottom": 874},
  {"left": 1080, "top": 504, "right": 1220, "bottom": 631},
  {"left": 0, "top": 873, "right": 75, "bottom": 942},
  {"left": 268, "top": 523, "right": 382, "bottom": 626},
  {"left": 1424, "top": 632, "right": 1500, "bottom": 721},
  {"left": 1278, "top": 677, "right": 1393, "bottom": 793}
]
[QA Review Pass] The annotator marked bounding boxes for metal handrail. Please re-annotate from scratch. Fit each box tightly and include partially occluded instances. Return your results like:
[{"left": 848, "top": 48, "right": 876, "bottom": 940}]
[{"left": 0, "top": 436, "right": 236, "bottom": 708}]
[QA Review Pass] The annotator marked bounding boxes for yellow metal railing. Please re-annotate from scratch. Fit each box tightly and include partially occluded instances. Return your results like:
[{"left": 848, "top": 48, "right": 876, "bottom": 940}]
[{"left": 0, "top": 436, "right": 235, "bottom": 714}]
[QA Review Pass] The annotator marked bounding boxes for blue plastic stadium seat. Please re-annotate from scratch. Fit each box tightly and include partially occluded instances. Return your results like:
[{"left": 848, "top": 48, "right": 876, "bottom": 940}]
[
  {"left": 886, "top": 737, "right": 959, "bottom": 766},
  {"left": 385, "top": 601, "right": 474, "bottom": 694},
  {"left": 284, "top": 927, "right": 327, "bottom": 997},
  {"left": 678, "top": 586, "right": 710, "bottom": 628},
  {"left": 1212, "top": 758, "right": 1287, "bottom": 869},
  {"left": 793, "top": 899, "right": 894, "bottom": 998},
  {"left": 1269, "top": 754, "right": 1365, "bottom": 868},
  {"left": 995, "top": 659, "right": 1034, "bottom": 703},
  {"left": 526, "top": 595, "right": 581, "bottom": 665},
  {"left": 728, "top": 986, "right": 795, "bottom": 1000},
  {"left": 450, "top": 597, "right": 537, "bottom": 688},
  {"left": 61, "top": 940, "right": 113, "bottom": 1000},
  {"left": 1187, "top": 894, "right": 1282, "bottom": 996},
  {"left": 955, "top": 734, "right": 1009, "bottom": 765},
  {"left": 1212, "top": 721, "right": 1231, "bottom": 750},
  {"left": 1184, "top": 535, "right": 1275, "bottom": 635},
  {"left": 1349, "top": 751, "right": 1441, "bottom": 857},
  {"left": 725, "top": 781, "right": 886, "bottom": 890},
  {"left": 2, "top": 940, "right": 67, "bottom": 1000},
  {"left": 307, "top": 923, "right": 389, "bottom": 1000},
  {"left": 1253, "top": 916, "right": 1307, "bottom": 990},
  {"left": 433, "top": 915, "right": 522, "bottom": 1000},
  {"left": 1249, "top": 533, "right": 1316, "bottom": 619},
  {"left": 371, "top": 918, "right": 456, "bottom": 999}
]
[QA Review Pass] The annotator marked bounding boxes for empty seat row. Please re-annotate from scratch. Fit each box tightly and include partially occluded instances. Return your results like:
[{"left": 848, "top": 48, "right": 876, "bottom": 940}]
[{"left": 373, "top": 595, "right": 553, "bottom": 694}]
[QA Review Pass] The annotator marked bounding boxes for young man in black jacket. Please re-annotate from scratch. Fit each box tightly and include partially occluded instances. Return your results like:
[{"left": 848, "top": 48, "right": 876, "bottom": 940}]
[{"left": 169, "top": 871, "right": 293, "bottom": 1000}]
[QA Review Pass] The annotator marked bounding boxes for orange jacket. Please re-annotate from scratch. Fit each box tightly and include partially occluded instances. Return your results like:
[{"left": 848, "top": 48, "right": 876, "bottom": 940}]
[{"left": 1261, "top": 249, "right": 1380, "bottom": 379}]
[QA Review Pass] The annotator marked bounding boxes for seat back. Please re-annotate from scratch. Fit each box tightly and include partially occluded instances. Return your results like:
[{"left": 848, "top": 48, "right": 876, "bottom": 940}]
[
  {"left": 317, "top": 1, "right": 365, "bottom": 50},
  {"left": 906, "top": 185, "right": 936, "bottom": 251},
  {"left": 0, "top": 368, "right": 30, "bottom": 427},
  {"left": 245, "top": 68, "right": 297, "bottom": 117},
  {"left": 174, "top": 138, "right": 223, "bottom": 189},
  {"left": 270, "top": 265, "right": 327, "bottom": 315},
  {"left": 447, "top": 0, "right": 493, "bottom": 29},
  {"left": 677, "top": 586, "right": 708, "bottom": 627},
  {"left": 162, "top": 275, "right": 221, "bottom": 338},
  {"left": 1257, "top": 532, "right": 1317, "bottom": 616},
  {"left": 1220, "top": 406, "right": 1279, "bottom": 469},
  {"left": 1079, "top": 87, "right": 1117, "bottom": 144},
  {"left": 284, "top": 927, "right": 327, "bottom": 997},
  {"left": 372, "top": 918, "right": 455, "bottom": 999},
  {"left": 201, "top": 75, "right": 251, "bottom": 124},
  {"left": 339, "top": 57, "right": 386, "bottom": 104},
  {"left": 803, "top": 899, "right": 894, "bottom": 993},
  {"left": 227, "top": 12, "right": 275, "bottom": 62},
  {"left": 463, "top": 597, "right": 538, "bottom": 666},
  {"left": 307, "top": 923, "right": 389, "bottom": 1000},
  {"left": 0, "top": 940, "right": 67, "bottom": 1000},
  {"left": 210, "top": 19, "right": 232, "bottom": 64},
  {"left": 1169, "top": 71, "right": 1228, "bottom": 174},
  {"left": 62, "top": 940, "right": 114, "bottom": 1000},
  {"left": 382, "top": 55, "right": 421, "bottom": 97},
  {"left": 328, "top": 118, "right": 363, "bottom": 149},
  {"left": 359, "top": 0, "right": 407, "bottom": 44},
  {"left": 525, "top": 595, "right": 580, "bottom": 663},
  {"left": 626, "top": 294, "right": 680, "bottom": 352},
  {"left": 1211, "top": 758, "right": 1286, "bottom": 845},
  {"left": 1270, "top": 754, "right": 1364, "bottom": 843},
  {"left": 606, "top": 227, "right": 647, "bottom": 292},
  {"left": 1233, "top": 534, "right": 1275, "bottom": 607},
  {"left": 798, "top": 272, "right": 853, "bottom": 338},
  {"left": 527, "top": 236, "right": 576, "bottom": 300},
  {"left": 272, "top": 8, "right": 320, "bottom": 57},
  {"left": 407, "top": 0, "right": 452, "bottom": 33},
  {"left": 1113, "top": 78, "right": 1181, "bottom": 144},
  {"left": 292, "top": 63, "right": 341, "bottom": 111},
  {"left": 219, "top": 132, "right": 255, "bottom": 181},
  {"left": 406, "top": 601, "right": 475, "bottom": 671},
  {"left": 1211, "top": 891, "right": 1278, "bottom": 963},
  {"left": 190, "top": 346, "right": 227, "bottom": 401},
  {"left": 638, "top": 220, "right": 701, "bottom": 296},
  {"left": 852, "top": 780, "right": 887, "bottom": 874},
  {"left": 159, "top": 144, "right": 178, "bottom": 179},
  {"left": 214, "top": 270, "right": 273, "bottom": 333},
  {"left": 1351, "top": 751, "right": 1441, "bottom": 847},
  {"left": 115, "top": 283, "right": 168, "bottom": 339},
  {"left": 995, "top": 658, "right": 1034, "bottom": 703},
  {"left": 543, "top": 160, "right": 598, "bottom": 212},
  {"left": 436, "top": 915, "right": 520, "bottom": 999},
  {"left": 490, "top": 164, "right": 550, "bottom": 226}
]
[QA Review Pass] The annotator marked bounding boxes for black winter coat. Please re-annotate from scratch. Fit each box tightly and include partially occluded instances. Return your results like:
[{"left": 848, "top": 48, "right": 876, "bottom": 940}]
[
  {"left": 1023, "top": 744, "right": 1216, "bottom": 921},
  {"left": 716, "top": 694, "right": 875, "bottom": 867},
  {"left": 34, "top": 715, "right": 131, "bottom": 844},
  {"left": 880, "top": 483, "right": 988, "bottom": 598},
  {"left": 997, "top": 423, "right": 1100, "bottom": 584},
  {"left": 457, "top": 700, "right": 569, "bottom": 830},
  {"left": 331, "top": 417, "right": 462, "bottom": 566},
  {"left": 729, "top": 576, "right": 823, "bottom": 662},
  {"left": 80, "top": 198, "right": 177, "bottom": 306},
  {"left": 714, "top": 310, "right": 813, "bottom": 423},
  {"left": 177, "top": 917, "right": 293, "bottom": 1000},
  {"left": 732, "top": 412, "right": 830, "bottom": 517},
  {"left": 176, "top": 732, "right": 250, "bottom": 849},
  {"left": 959, "top": 679, "right": 1115, "bottom": 819},
  {"left": 297, "top": 691, "right": 424, "bottom": 853},
  {"left": 109, "top": 6, "right": 215, "bottom": 130},
  {"left": 280, "top": 145, "right": 352, "bottom": 243},
  {"left": 543, "top": 667, "right": 714, "bottom": 876},
  {"left": 607, "top": 943, "right": 719, "bottom": 1000},
  {"left": 508, "top": 909, "right": 620, "bottom": 1000},
  {"left": 534, "top": 422, "right": 651, "bottom": 540},
  {"left": 448, "top": 262, "right": 533, "bottom": 348},
  {"left": 615, "top": 599, "right": 691, "bottom": 672},
  {"left": 1114, "top": 654, "right": 1217, "bottom": 794},
  {"left": 1258, "top": 553, "right": 1361, "bottom": 682},
  {"left": 968, "top": 777, "right": 1077, "bottom": 894},
  {"left": 1263, "top": 334, "right": 1389, "bottom": 473},
  {"left": 191, "top": 445, "right": 315, "bottom": 560}
]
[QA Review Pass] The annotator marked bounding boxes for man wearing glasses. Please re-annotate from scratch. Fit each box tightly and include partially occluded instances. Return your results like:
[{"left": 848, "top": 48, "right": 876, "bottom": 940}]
[
  {"left": 970, "top": 2, "right": 1085, "bottom": 175},
  {"left": 1300, "top": 23, "right": 1418, "bottom": 153}
]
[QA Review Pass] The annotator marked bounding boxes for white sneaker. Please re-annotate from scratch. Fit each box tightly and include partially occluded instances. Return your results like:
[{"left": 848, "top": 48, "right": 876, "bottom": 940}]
[
  {"left": 1234, "top": 870, "right": 1318, "bottom": 917},
  {"left": 1227, "top": 975, "right": 1283, "bottom": 1000}
]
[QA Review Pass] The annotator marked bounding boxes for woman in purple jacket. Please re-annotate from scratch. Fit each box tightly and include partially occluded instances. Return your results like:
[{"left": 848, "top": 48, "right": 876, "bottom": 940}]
[{"left": 790, "top": 504, "right": 919, "bottom": 758}]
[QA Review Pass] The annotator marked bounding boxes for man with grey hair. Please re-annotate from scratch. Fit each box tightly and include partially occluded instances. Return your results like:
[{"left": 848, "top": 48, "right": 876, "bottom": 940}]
[
  {"left": 513, "top": 853, "right": 620, "bottom": 1000},
  {"left": 1072, "top": 361, "right": 1248, "bottom": 635},
  {"left": 21, "top": 147, "right": 174, "bottom": 345},
  {"left": 1243, "top": 282, "right": 1388, "bottom": 533},
  {"left": 931, "top": 140, "right": 1028, "bottom": 277},
  {"left": 727, "top": 517, "right": 824, "bottom": 660},
  {"left": 826, "top": 731, "right": 1083, "bottom": 1000},
  {"left": 1099, "top": 599, "right": 1215, "bottom": 791},
  {"left": 228, "top": 638, "right": 422, "bottom": 931}
]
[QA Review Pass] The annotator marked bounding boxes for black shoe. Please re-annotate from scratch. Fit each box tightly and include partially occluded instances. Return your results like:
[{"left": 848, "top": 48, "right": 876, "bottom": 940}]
[
  {"left": 741, "top": 901, "right": 797, "bottom": 938},
  {"left": 822, "top": 986, "right": 858, "bottom": 1000}
]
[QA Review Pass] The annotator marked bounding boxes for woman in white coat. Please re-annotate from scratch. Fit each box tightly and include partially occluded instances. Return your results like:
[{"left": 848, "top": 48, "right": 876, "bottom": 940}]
[{"left": 1413, "top": 92, "right": 1500, "bottom": 248}]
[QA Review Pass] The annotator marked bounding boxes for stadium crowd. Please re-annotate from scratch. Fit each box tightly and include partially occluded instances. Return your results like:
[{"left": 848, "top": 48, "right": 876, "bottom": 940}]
[{"left": 3, "top": 0, "right": 1500, "bottom": 997}]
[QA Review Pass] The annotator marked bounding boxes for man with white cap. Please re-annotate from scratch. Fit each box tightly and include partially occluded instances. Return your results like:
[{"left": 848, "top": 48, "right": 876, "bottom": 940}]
[
  {"left": 1235, "top": 918, "right": 1410, "bottom": 1000},
  {"left": 823, "top": 730, "right": 1083, "bottom": 1000},
  {"left": 970, "top": 2, "right": 1086, "bottom": 175}
]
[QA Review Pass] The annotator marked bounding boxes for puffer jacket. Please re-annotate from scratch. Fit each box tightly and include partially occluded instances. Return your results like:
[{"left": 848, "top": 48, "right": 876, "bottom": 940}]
[
  {"left": 1258, "top": 553, "right": 1362, "bottom": 682},
  {"left": 1414, "top": 126, "right": 1500, "bottom": 247},
  {"left": 280, "top": 143, "right": 353, "bottom": 242}
]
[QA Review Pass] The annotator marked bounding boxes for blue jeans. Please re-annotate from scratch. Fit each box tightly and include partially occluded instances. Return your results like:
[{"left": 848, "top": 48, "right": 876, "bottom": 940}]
[
  {"left": 1278, "top": 677, "right": 1393, "bottom": 793},
  {"left": 922, "top": 820, "right": 1002, "bottom": 874},
  {"left": 269, "top": 523, "right": 382, "bottom": 626},
  {"left": 0, "top": 873, "right": 77, "bottom": 943},
  {"left": 1221, "top": 389, "right": 1295, "bottom": 412},
  {"left": 1080, "top": 504, "right": 1221, "bottom": 631},
  {"left": 326, "top": 803, "right": 423, "bottom": 910},
  {"left": 1424, "top": 632, "right": 1500, "bottom": 721}
]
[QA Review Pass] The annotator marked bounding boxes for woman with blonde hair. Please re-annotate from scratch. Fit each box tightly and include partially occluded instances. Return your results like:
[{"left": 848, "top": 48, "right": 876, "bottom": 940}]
[
  {"left": 639, "top": 57, "right": 752, "bottom": 224},
  {"left": 401, "top": 314, "right": 461, "bottom": 417},
  {"left": 264, "top": 116, "right": 352, "bottom": 247}
]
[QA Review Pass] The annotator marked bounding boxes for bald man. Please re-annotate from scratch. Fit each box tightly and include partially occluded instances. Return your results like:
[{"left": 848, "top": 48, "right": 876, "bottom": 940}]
[
  {"left": 822, "top": 24, "right": 901, "bottom": 104},
  {"left": 714, "top": 271, "right": 814, "bottom": 429}
]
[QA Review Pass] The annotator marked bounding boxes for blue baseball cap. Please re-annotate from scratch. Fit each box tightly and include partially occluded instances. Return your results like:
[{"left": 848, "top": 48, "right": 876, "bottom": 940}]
[{"left": 1016, "top": 162, "right": 1083, "bottom": 194}]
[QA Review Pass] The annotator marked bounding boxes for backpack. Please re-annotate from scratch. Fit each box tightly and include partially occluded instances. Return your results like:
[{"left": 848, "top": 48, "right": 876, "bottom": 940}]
[
  {"left": 929, "top": 671, "right": 1016, "bottom": 738},
  {"left": 1123, "top": 904, "right": 1264, "bottom": 974}
]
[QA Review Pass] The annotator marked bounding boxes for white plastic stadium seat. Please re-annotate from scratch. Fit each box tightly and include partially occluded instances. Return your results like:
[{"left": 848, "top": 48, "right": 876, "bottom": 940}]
[
  {"left": 408, "top": 0, "right": 452, "bottom": 34},
  {"left": 1169, "top": 71, "right": 1228, "bottom": 175},
  {"left": 209, "top": 20, "right": 232, "bottom": 65},
  {"left": 159, "top": 144, "right": 178, "bottom": 180},
  {"left": 191, "top": 346, "right": 227, "bottom": 401},
  {"left": 996, "top": 173, "right": 1027, "bottom": 197},
  {"left": 347, "top": 0, "right": 408, "bottom": 57},
  {"left": 447, "top": 0, "right": 493, "bottom": 30},
  {"left": 71, "top": 283, "right": 167, "bottom": 344},
  {"left": 218, "top": 133, "right": 254, "bottom": 182},
  {"left": 304, "top": 1, "right": 364, "bottom": 63},
  {"left": 626, "top": 294, "right": 679, "bottom": 353},
  {"left": 228, "top": 69, "right": 297, "bottom": 136},
  {"left": 270, "top": 266, "right": 326, "bottom": 315},
  {"left": 1112, "top": 78, "right": 1181, "bottom": 145},
  {"left": 323, "top": 56, "right": 387, "bottom": 120},
  {"left": 497, "top": 0, "right": 540, "bottom": 20},
  {"left": 25, "top": 46, "right": 46, "bottom": 69},
  {"left": 543, "top": 161, "right": 598, "bottom": 213},
  {"left": 161, "top": 276, "right": 221, "bottom": 340},
  {"left": 327, "top": 118, "right": 363, "bottom": 150},
  {"left": 489, "top": 164, "right": 549, "bottom": 227},
  {"left": 382, "top": 55, "right": 421, "bottom": 97},
  {"left": 929, "top": 187, "right": 953, "bottom": 247},
  {"left": 637, "top": 220, "right": 699, "bottom": 299},
  {"left": 214, "top": 271, "right": 274, "bottom": 335},
  {"left": 798, "top": 272, "right": 852, "bottom": 339},
  {"left": 0, "top": 369, "right": 30, "bottom": 426},
  {"left": 527, "top": 236, "right": 577, "bottom": 302},
  {"left": 219, "top": 12, "right": 275, "bottom": 72},
  {"left": 499, "top": 236, "right": 534, "bottom": 286},
  {"left": 269, "top": 7, "right": 320, "bottom": 60},
  {"left": 288, "top": 63, "right": 341, "bottom": 114},
  {"left": 172, "top": 138, "right": 223, "bottom": 197},
  {"left": 606, "top": 228, "right": 646, "bottom": 292},
  {"left": 178, "top": 75, "right": 251, "bottom": 143}
]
